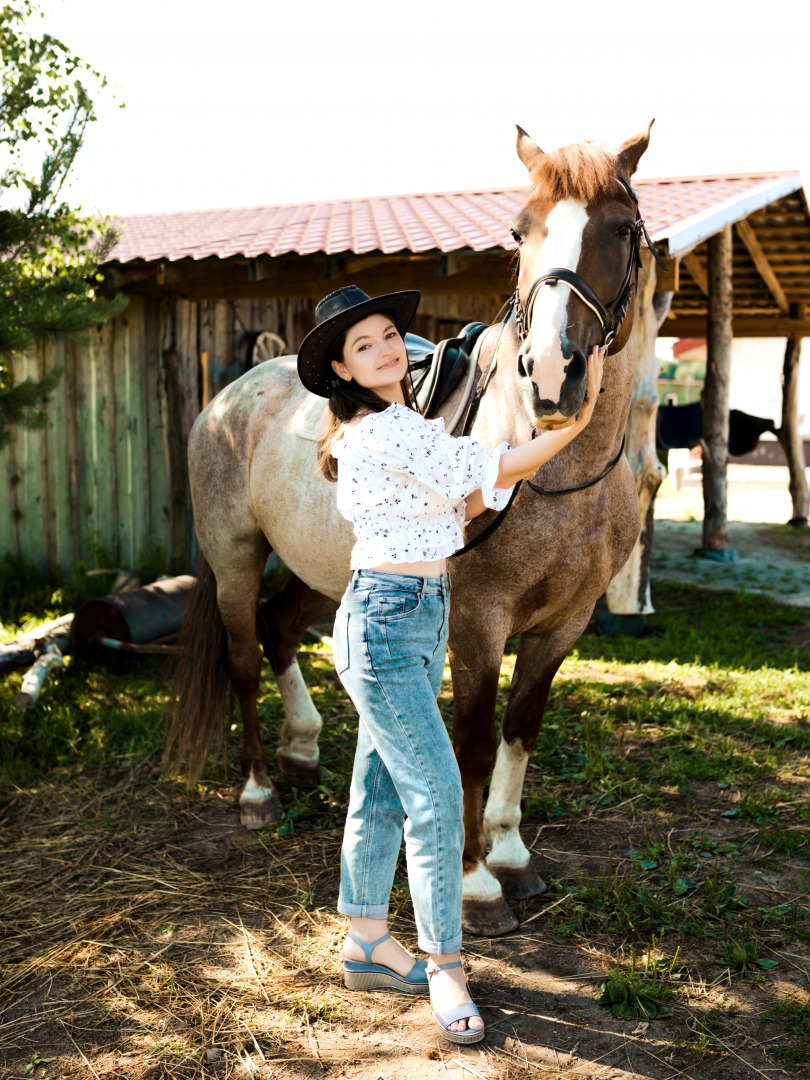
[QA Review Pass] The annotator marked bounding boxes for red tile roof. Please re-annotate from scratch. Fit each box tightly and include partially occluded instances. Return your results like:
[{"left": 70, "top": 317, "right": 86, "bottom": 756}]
[{"left": 107, "top": 172, "right": 803, "bottom": 264}]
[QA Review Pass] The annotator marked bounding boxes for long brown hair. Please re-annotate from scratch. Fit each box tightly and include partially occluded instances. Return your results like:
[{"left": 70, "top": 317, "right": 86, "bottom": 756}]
[{"left": 317, "top": 320, "right": 416, "bottom": 482}]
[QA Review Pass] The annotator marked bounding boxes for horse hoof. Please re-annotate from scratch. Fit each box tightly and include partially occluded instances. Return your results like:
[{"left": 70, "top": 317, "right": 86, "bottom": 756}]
[
  {"left": 462, "top": 894, "right": 520, "bottom": 937},
  {"left": 488, "top": 862, "right": 548, "bottom": 901},
  {"left": 240, "top": 792, "right": 284, "bottom": 830},
  {"left": 276, "top": 751, "right": 322, "bottom": 788}
]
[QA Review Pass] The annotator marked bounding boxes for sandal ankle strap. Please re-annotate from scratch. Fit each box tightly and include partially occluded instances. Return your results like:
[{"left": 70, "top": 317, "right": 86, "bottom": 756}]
[
  {"left": 347, "top": 930, "right": 391, "bottom": 965},
  {"left": 426, "top": 958, "right": 463, "bottom": 977}
]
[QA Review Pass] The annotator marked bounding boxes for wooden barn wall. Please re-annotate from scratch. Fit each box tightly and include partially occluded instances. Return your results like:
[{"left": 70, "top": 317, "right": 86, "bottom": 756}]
[{"left": 0, "top": 290, "right": 500, "bottom": 578}]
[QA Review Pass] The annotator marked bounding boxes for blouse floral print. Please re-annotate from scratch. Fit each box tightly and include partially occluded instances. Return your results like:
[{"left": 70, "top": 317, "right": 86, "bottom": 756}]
[{"left": 331, "top": 402, "right": 514, "bottom": 569}]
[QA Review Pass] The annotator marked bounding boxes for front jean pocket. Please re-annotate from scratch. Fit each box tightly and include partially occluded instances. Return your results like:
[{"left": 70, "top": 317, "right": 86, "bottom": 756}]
[{"left": 368, "top": 592, "right": 421, "bottom": 622}]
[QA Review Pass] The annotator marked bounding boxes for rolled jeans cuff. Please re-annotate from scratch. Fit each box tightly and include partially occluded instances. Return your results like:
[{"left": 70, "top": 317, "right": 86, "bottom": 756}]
[
  {"left": 337, "top": 899, "right": 390, "bottom": 920},
  {"left": 418, "top": 928, "right": 463, "bottom": 955}
]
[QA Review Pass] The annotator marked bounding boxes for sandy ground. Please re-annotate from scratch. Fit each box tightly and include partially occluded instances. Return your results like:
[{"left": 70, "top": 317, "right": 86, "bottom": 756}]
[{"left": 650, "top": 464, "right": 810, "bottom": 608}]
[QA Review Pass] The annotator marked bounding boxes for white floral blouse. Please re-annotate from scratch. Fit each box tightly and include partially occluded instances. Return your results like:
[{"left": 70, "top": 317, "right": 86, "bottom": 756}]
[{"left": 331, "top": 402, "right": 514, "bottom": 569}]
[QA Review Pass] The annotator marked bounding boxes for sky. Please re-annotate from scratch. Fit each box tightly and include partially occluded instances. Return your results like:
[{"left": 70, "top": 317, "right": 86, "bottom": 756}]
[{"left": 25, "top": 0, "right": 810, "bottom": 217}]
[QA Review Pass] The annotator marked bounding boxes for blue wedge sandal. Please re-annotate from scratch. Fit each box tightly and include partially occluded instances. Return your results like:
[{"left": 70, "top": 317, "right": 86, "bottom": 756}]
[
  {"left": 343, "top": 931, "right": 428, "bottom": 994},
  {"left": 427, "top": 959, "right": 485, "bottom": 1045}
]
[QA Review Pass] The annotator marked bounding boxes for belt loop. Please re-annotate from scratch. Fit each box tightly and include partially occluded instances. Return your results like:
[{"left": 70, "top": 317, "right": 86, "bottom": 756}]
[{"left": 420, "top": 576, "right": 427, "bottom": 599}]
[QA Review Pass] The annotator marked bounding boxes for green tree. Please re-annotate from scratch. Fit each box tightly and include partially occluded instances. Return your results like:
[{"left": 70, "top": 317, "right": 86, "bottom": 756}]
[{"left": 0, "top": 0, "right": 125, "bottom": 450}]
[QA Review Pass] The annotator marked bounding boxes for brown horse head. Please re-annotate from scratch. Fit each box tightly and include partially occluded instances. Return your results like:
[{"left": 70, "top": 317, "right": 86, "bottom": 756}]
[{"left": 511, "top": 122, "right": 654, "bottom": 429}]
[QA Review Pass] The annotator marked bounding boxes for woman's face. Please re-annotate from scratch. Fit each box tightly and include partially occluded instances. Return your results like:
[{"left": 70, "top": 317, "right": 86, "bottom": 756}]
[{"left": 331, "top": 313, "right": 407, "bottom": 394}]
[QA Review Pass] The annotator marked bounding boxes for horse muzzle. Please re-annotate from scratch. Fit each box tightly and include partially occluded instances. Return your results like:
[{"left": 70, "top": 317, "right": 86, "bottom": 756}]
[{"left": 517, "top": 342, "right": 587, "bottom": 428}]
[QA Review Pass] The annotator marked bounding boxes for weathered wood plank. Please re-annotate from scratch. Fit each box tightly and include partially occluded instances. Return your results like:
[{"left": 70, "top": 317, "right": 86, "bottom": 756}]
[
  {"left": 14, "top": 351, "right": 46, "bottom": 569},
  {"left": 666, "top": 316, "right": 810, "bottom": 337},
  {"left": 682, "top": 251, "right": 709, "bottom": 297},
  {"left": 158, "top": 297, "right": 191, "bottom": 573},
  {"left": 143, "top": 297, "right": 172, "bottom": 568},
  {"left": 43, "top": 337, "right": 73, "bottom": 574},
  {"left": 735, "top": 219, "right": 790, "bottom": 313}
]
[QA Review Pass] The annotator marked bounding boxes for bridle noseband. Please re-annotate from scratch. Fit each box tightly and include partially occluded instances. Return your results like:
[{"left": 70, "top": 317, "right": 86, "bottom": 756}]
[{"left": 513, "top": 176, "right": 667, "bottom": 349}]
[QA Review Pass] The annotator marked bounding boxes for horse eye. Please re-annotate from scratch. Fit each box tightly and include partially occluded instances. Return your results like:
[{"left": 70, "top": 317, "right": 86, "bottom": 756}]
[
  {"left": 617, "top": 224, "right": 633, "bottom": 237},
  {"left": 510, "top": 228, "right": 523, "bottom": 245}
]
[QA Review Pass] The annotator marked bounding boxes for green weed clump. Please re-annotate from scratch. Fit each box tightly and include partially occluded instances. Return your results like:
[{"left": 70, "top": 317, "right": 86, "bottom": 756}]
[
  {"left": 717, "top": 938, "right": 778, "bottom": 976},
  {"left": 598, "top": 943, "right": 682, "bottom": 1020}
]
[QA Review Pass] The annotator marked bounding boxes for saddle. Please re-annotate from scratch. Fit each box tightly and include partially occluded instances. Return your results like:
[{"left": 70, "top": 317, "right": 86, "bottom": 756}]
[
  {"left": 293, "top": 323, "right": 490, "bottom": 441},
  {"left": 407, "top": 323, "right": 489, "bottom": 420}
]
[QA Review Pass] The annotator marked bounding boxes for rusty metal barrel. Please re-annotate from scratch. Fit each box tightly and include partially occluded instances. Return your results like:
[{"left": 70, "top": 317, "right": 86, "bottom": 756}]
[{"left": 71, "top": 575, "right": 196, "bottom": 662}]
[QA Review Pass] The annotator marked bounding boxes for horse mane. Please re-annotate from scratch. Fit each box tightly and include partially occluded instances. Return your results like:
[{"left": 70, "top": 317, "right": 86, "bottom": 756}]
[{"left": 532, "top": 142, "right": 619, "bottom": 202}]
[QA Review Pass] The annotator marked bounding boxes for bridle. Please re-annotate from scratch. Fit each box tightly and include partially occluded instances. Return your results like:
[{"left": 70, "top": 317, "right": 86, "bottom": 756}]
[
  {"left": 453, "top": 177, "right": 666, "bottom": 558},
  {"left": 512, "top": 176, "right": 667, "bottom": 349}
]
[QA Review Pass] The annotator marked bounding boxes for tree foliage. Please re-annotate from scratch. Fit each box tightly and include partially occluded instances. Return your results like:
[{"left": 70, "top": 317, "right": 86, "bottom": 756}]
[{"left": 0, "top": 0, "right": 126, "bottom": 449}]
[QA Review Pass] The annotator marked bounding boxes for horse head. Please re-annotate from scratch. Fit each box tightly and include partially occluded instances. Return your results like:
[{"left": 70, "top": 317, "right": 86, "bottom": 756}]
[{"left": 511, "top": 122, "right": 654, "bottom": 429}]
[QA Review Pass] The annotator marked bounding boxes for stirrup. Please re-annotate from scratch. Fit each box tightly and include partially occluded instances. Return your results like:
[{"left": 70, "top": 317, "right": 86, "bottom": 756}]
[
  {"left": 343, "top": 931, "right": 428, "bottom": 995},
  {"left": 426, "top": 959, "right": 485, "bottom": 1045}
]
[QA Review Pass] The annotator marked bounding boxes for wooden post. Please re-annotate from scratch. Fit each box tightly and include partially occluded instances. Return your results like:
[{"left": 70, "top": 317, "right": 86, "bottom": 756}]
[
  {"left": 606, "top": 251, "right": 673, "bottom": 615},
  {"left": 777, "top": 332, "right": 809, "bottom": 525},
  {"left": 701, "top": 226, "right": 734, "bottom": 553}
]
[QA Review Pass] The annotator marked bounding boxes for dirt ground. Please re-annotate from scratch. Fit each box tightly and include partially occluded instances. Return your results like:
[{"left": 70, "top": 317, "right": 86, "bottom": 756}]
[
  {"left": 3, "top": 529, "right": 810, "bottom": 1080},
  {"left": 2, "top": 724, "right": 808, "bottom": 1080}
]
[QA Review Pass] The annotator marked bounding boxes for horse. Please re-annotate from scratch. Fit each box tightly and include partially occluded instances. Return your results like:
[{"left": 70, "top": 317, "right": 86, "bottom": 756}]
[{"left": 165, "top": 123, "right": 653, "bottom": 937}]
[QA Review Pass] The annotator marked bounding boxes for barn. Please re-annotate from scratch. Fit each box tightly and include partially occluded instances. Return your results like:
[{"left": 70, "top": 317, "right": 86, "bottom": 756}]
[{"left": 2, "top": 171, "right": 808, "bottom": 593}]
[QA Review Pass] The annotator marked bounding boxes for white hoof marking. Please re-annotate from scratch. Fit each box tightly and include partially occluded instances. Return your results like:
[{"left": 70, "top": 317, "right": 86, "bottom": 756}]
[
  {"left": 484, "top": 737, "right": 531, "bottom": 869},
  {"left": 462, "top": 861, "right": 504, "bottom": 900},
  {"left": 277, "top": 661, "right": 322, "bottom": 765}
]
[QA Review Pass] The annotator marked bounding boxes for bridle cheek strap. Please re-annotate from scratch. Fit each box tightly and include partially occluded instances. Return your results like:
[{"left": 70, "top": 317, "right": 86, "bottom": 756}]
[{"left": 513, "top": 176, "right": 667, "bottom": 350}]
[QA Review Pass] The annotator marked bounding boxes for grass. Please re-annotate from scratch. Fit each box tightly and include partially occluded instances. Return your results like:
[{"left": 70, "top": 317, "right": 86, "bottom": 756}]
[
  {"left": 2, "top": 579, "right": 810, "bottom": 1077},
  {"left": 764, "top": 994, "right": 810, "bottom": 1065}
]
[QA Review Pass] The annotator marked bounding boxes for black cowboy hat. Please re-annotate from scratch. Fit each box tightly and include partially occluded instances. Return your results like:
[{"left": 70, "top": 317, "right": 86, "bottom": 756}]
[{"left": 297, "top": 285, "right": 421, "bottom": 397}]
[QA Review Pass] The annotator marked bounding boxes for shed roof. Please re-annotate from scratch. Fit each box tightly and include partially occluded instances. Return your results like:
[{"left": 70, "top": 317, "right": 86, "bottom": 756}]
[{"left": 108, "top": 172, "right": 802, "bottom": 264}]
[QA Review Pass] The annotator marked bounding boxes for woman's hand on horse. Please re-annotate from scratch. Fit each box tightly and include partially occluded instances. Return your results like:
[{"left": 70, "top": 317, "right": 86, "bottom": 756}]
[
  {"left": 578, "top": 345, "right": 606, "bottom": 424},
  {"left": 495, "top": 345, "right": 606, "bottom": 487}
]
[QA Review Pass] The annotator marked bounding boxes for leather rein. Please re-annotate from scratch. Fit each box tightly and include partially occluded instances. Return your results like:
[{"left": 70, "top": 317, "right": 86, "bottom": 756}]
[{"left": 453, "top": 177, "right": 665, "bottom": 557}]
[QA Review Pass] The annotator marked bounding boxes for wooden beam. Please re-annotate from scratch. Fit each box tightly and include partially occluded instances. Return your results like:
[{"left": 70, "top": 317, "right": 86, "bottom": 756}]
[
  {"left": 776, "top": 334, "right": 809, "bottom": 524},
  {"left": 701, "top": 226, "right": 734, "bottom": 554},
  {"left": 682, "top": 251, "right": 709, "bottom": 297},
  {"left": 662, "top": 317, "right": 810, "bottom": 338},
  {"left": 655, "top": 257, "right": 679, "bottom": 293},
  {"left": 735, "top": 219, "right": 790, "bottom": 314}
]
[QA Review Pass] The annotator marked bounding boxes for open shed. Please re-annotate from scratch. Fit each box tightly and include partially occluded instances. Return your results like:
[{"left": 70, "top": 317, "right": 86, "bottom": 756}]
[{"left": 2, "top": 170, "right": 807, "bottom": 586}]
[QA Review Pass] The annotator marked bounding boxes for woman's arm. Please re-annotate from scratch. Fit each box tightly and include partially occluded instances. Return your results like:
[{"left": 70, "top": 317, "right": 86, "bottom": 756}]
[
  {"left": 495, "top": 345, "right": 605, "bottom": 488},
  {"left": 462, "top": 345, "right": 605, "bottom": 520}
]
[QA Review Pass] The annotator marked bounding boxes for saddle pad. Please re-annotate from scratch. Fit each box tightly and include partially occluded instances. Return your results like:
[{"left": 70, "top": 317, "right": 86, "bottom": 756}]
[{"left": 293, "top": 393, "right": 329, "bottom": 442}]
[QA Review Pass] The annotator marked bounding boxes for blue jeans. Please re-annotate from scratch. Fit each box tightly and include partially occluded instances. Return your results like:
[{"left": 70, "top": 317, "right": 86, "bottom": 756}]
[{"left": 333, "top": 569, "right": 463, "bottom": 955}]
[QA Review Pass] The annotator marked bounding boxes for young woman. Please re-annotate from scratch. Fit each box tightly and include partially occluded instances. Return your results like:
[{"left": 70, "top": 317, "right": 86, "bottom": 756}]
[{"left": 297, "top": 286, "right": 604, "bottom": 1045}]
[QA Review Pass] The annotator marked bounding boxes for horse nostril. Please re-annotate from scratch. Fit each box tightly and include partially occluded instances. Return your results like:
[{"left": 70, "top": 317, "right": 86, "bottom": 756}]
[
  {"left": 517, "top": 353, "right": 528, "bottom": 379},
  {"left": 565, "top": 349, "right": 587, "bottom": 382}
]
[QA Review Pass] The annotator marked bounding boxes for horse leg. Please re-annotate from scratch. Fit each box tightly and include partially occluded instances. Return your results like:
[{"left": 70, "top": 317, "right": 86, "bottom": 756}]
[
  {"left": 257, "top": 574, "right": 337, "bottom": 788},
  {"left": 451, "top": 636, "right": 520, "bottom": 937},
  {"left": 484, "top": 608, "right": 593, "bottom": 898},
  {"left": 215, "top": 543, "right": 284, "bottom": 830}
]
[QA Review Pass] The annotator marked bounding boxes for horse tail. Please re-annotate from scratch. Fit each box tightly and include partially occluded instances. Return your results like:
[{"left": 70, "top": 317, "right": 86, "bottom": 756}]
[{"left": 163, "top": 554, "right": 229, "bottom": 784}]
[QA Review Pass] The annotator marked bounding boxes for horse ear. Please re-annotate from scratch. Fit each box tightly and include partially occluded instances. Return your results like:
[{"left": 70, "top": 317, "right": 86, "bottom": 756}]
[
  {"left": 616, "top": 119, "right": 654, "bottom": 178},
  {"left": 516, "top": 125, "right": 545, "bottom": 173}
]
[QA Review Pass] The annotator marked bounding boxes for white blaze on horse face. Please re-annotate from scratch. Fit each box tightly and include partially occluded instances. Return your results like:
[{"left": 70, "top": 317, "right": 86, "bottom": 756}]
[
  {"left": 521, "top": 197, "right": 589, "bottom": 403},
  {"left": 483, "top": 737, "right": 531, "bottom": 869},
  {"left": 276, "top": 660, "right": 323, "bottom": 766}
]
